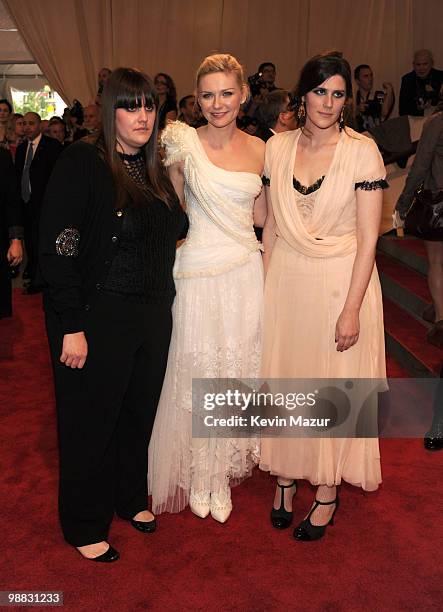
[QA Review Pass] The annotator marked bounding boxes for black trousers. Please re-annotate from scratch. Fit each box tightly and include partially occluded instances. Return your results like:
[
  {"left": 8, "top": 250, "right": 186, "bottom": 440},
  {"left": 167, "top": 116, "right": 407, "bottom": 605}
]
[
  {"left": 23, "top": 201, "right": 40, "bottom": 286},
  {"left": 0, "top": 250, "right": 12, "bottom": 318},
  {"left": 45, "top": 293, "right": 172, "bottom": 546}
]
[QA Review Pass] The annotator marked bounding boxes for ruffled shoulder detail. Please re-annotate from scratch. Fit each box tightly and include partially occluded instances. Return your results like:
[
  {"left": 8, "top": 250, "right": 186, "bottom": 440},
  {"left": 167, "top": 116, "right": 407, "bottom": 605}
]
[{"left": 161, "top": 121, "right": 192, "bottom": 166}]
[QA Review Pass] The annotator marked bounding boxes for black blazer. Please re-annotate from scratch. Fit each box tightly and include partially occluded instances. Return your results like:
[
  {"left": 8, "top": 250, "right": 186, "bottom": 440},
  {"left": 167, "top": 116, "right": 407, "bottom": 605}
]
[
  {"left": 40, "top": 141, "right": 185, "bottom": 335},
  {"left": 15, "top": 135, "right": 63, "bottom": 209},
  {"left": 256, "top": 126, "right": 275, "bottom": 142},
  {"left": 399, "top": 68, "right": 443, "bottom": 117},
  {"left": 0, "top": 148, "right": 22, "bottom": 251}
]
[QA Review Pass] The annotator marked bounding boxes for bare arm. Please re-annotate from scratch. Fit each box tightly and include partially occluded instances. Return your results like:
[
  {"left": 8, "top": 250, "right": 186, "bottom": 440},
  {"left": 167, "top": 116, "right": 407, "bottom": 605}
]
[
  {"left": 262, "top": 186, "right": 277, "bottom": 275},
  {"left": 253, "top": 187, "right": 267, "bottom": 227},
  {"left": 167, "top": 160, "right": 185, "bottom": 209},
  {"left": 335, "top": 187, "right": 383, "bottom": 351}
]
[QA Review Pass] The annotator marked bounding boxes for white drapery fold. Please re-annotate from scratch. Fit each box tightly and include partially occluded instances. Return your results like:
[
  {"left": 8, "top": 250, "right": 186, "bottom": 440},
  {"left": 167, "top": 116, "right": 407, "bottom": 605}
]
[{"left": 3, "top": 0, "right": 443, "bottom": 106}]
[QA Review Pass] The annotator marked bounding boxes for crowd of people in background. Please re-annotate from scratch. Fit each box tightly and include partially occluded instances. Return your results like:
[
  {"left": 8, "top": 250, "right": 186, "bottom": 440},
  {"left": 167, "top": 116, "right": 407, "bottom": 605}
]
[
  {"left": 1, "top": 48, "right": 440, "bottom": 158},
  {"left": 0, "top": 47, "right": 442, "bottom": 324}
]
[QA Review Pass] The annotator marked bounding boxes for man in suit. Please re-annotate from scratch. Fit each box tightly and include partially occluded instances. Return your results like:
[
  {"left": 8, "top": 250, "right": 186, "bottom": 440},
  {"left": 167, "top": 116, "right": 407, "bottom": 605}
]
[
  {"left": 0, "top": 147, "right": 23, "bottom": 317},
  {"left": 255, "top": 89, "right": 297, "bottom": 142},
  {"left": 399, "top": 49, "right": 443, "bottom": 116},
  {"left": 15, "top": 112, "right": 62, "bottom": 293}
]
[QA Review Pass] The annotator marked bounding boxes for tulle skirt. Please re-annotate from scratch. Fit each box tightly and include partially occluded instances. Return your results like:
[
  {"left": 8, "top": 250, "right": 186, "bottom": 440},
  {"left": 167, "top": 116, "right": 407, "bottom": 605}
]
[{"left": 148, "top": 252, "right": 263, "bottom": 513}]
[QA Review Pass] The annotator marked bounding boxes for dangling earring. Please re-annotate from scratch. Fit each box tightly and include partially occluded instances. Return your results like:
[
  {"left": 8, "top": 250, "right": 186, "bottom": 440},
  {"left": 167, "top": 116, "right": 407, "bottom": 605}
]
[
  {"left": 297, "top": 102, "right": 306, "bottom": 124},
  {"left": 339, "top": 108, "right": 345, "bottom": 131}
]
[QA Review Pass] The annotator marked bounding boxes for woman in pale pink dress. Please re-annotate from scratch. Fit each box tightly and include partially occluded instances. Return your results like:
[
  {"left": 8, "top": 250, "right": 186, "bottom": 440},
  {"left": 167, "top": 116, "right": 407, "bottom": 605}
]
[{"left": 260, "top": 51, "right": 387, "bottom": 541}]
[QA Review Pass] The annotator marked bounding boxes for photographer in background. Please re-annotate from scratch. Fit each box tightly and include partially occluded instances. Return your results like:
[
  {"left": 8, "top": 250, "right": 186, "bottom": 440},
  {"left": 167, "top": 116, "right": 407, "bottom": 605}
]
[
  {"left": 248, "top": 62, "right": 278, "bottom": 99},
  {"left": 399, "top": 49, "right": 443, "bottom": 116},
  {"left": 245, "top": 62, "right": 279, "bottom": 120},
  {"left": 354, "top": 64, "right": 394, "bottom": 132}
]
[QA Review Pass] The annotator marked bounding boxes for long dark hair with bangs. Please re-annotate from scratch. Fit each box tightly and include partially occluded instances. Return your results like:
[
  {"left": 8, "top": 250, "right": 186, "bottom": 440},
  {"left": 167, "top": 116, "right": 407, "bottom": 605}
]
[{"left": 97, "top": 67, "right": 177, "bottom": 209}]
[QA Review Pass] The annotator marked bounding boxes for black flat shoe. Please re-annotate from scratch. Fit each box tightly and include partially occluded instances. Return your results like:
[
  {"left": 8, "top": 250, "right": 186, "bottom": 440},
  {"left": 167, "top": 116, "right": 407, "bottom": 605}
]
[
  {"left": 78, "top": 544, "right": 120, "bottom": 563},
  {"left": 294, "top": 494, "right": 339, "bottom": 541},
  {"left": 130, "top": 517, "right": 156, "bottom": 533},
  {"left": 271, "top": 480, "right": 297, "bottom": 529}
]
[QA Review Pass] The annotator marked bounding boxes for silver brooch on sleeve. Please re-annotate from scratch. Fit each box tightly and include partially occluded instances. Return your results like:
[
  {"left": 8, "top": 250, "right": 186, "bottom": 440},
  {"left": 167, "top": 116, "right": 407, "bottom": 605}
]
[{"left": 55, "top": 228, "right": 80, "bottom": 257}]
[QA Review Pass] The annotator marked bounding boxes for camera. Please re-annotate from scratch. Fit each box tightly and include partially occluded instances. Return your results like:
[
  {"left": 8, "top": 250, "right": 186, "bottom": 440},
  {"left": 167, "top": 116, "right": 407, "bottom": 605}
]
[
  {"left": 248, "top": 72, "right": 266, "bottom": 98},
  {"left": 375, "top": 90, "right": 385, "bottom": 104}
]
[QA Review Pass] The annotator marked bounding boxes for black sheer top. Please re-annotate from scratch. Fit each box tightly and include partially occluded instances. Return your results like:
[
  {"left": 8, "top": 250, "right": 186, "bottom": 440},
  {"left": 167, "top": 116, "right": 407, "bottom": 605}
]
[{"left": 103, "top": 151, "right": 186, "bottom": 302}]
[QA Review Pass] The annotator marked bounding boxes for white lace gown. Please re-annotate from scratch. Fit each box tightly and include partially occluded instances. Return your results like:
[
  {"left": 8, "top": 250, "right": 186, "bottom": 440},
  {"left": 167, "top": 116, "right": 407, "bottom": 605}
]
[{"left": 148, "top": 122, "right": 263, "bottom": 514}]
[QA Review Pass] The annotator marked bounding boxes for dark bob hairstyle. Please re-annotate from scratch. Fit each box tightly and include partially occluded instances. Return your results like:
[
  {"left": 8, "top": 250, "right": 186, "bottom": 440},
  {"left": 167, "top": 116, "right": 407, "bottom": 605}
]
[
  {"left": 98, "top": 67, "right": 177, "bottom": 210},
  {"left": 0, "top": 98, "right": 13, "bottom": 113},
  {"left": 293, "top": 50, "right": 353, "bottom": 103}
]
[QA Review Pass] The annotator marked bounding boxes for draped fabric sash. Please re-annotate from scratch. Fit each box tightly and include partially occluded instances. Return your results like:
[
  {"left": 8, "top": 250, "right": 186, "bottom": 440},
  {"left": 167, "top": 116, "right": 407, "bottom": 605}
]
[
  {"left": 162, "top": 121, "right": 263, "bottom": 278},
  {"left": 268, "top": 129, "right": 369, "bottom": 258},
  {"left": 184, "top": 129, "right": 263, "bottom": 253}
]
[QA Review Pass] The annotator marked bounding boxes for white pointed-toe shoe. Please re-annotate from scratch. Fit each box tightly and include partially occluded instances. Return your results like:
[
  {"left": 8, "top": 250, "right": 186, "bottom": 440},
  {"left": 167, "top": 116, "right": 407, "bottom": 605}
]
[
  {"left": 210, "top": 486, "right": 233, "bottom": 523},
  {"left": 189, "top": 488, "right": 211, "bottom": 518}
]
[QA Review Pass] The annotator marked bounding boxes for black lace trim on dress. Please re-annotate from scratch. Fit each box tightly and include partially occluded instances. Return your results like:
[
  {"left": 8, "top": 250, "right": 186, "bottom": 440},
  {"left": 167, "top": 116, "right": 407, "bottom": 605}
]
[
  {"left": 262, "top": 176, "right": 388, "bottom": 193},
  {"left": 293, "top": 175, "right": 325, "bottom": 195},
  {"left": 262, "top": 175, "right": 327, "bottom": 195},
  {"left": 355, "top": 179, "right": 389, "bottom": 190}
]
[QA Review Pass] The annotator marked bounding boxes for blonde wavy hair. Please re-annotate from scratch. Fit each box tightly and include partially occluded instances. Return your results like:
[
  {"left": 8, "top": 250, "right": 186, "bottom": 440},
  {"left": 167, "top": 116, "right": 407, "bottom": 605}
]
[{"left": 196, "top": 53, "right": 247, "bottom": 93}]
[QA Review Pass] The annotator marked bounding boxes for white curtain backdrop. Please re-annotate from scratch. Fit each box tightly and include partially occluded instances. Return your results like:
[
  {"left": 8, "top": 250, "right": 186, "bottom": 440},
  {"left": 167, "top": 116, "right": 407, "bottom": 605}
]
[{"left": 3, "top": 0, "right": 443, "bottom": 106}]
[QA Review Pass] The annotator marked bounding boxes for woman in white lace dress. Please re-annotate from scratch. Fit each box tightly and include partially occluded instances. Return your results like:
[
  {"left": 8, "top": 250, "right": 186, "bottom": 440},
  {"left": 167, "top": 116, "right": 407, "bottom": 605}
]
[{"left": 148, "top": 54, "right": 266, "bottom": 522}]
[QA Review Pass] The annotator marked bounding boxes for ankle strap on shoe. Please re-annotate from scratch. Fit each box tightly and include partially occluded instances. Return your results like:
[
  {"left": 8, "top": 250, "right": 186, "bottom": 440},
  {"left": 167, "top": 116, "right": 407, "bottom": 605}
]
[{"left": 277, "top": 480, "right": 296, "bottom": 489}]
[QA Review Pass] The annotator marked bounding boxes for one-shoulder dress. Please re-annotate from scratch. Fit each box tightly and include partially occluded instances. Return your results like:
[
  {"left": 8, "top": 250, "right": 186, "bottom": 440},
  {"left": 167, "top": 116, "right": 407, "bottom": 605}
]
[{"left": 148, "top": 122, "right": 263, "bottom": 513}]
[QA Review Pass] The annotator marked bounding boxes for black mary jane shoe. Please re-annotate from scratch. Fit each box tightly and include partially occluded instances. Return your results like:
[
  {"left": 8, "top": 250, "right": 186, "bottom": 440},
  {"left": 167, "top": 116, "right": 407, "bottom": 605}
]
[
  {"left": 271, "top": 480, "right": 297, "bottom": 529},
  {"left": 78, "top": 544, "right": 120, "bottom": 563},
  {"left": 293, "top": 495, "right": 339, "bottom": 541},
  {"left": 130, "top": 517, "right": 157, "bottom": 533}
]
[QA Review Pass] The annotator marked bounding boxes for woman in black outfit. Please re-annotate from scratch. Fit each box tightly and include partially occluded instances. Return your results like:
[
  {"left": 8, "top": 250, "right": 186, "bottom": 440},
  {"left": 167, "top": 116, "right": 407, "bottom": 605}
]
[
  {"left": 154, "top": 73, "right": 178, "bottom": 130},
  {"left": 39, "top": 68, "right": 186, "bottom": 562}
]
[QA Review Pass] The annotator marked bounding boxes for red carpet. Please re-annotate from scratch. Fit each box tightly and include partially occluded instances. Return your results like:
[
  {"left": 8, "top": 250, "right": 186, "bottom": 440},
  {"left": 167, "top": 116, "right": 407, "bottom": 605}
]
[
  {"left": 383, "top": 298, "right": 442, "bottom": 376},
  {"left": 377, "top": 252, "right": 432, "bottom": 303},
  {"left": 0, "top": 291, "right": 441, "bottom": 611}
]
